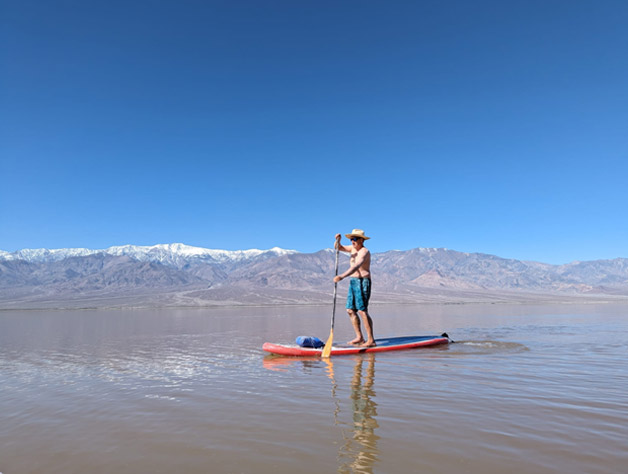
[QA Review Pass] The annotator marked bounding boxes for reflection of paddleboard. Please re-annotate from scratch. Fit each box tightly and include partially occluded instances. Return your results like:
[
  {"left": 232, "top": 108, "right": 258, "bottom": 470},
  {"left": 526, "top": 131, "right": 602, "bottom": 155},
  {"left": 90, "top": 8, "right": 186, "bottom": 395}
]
[{"left": 263, "top": 335, "right": 450, "bottom": 357}]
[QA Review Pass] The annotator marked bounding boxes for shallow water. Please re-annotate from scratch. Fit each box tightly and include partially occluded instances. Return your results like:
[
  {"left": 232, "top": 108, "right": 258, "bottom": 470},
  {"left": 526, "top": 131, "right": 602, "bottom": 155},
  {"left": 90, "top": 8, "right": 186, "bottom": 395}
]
[{"left": 1, "top": 304, "right": 627, "bottom": 473}]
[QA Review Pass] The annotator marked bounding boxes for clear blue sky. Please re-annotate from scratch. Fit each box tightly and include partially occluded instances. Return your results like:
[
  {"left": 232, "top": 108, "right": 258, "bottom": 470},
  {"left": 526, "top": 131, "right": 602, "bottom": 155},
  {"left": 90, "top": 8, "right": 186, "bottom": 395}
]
[{"left": 1, "top": 0, "right": 627, "bottom": 264}]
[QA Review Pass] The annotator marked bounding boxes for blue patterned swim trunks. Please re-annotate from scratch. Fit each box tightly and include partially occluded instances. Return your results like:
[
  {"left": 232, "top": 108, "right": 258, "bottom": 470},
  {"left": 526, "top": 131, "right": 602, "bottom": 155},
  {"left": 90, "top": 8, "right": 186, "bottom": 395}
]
[{"left": 346, "top": 277, "right": 371, "bottom": 311}]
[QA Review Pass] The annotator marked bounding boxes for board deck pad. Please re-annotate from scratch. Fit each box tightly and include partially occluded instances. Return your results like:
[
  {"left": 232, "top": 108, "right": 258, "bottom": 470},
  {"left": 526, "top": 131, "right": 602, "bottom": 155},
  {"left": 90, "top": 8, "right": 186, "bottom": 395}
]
[{"left": 263, "top": 335, "right": 449, "bottom": 356}]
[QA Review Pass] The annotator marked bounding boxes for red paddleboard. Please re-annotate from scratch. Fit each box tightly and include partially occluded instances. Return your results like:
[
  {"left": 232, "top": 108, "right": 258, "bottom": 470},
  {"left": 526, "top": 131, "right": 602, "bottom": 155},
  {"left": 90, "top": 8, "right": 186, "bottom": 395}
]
[{"left": 263, "top": 335, "right": 450, "bottom": 357}]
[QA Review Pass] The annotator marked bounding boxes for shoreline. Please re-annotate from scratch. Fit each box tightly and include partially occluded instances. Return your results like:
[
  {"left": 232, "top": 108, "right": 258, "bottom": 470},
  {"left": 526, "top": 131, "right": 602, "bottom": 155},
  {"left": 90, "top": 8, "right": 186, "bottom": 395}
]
[{"left": 3, "top": 294, "right": 628, "bottom": 312}]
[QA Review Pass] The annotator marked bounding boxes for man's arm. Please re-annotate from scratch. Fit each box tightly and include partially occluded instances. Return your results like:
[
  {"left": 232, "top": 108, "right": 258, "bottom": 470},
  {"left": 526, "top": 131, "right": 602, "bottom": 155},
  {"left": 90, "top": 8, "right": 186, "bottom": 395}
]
[{"left": 334, "top": 234, "right": 352, "bottom": 253}]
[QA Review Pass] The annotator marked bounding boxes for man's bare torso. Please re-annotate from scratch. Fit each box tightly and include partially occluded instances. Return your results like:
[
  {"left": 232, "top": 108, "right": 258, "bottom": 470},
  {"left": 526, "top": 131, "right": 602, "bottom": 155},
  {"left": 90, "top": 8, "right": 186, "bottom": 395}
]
[{"left": 349, "top": 247, "right": 371, "bottom": 278}]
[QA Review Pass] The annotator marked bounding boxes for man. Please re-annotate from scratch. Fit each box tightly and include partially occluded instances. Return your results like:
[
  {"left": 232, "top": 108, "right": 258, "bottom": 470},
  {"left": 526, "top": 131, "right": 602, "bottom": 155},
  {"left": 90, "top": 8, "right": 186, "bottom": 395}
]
[{"left": 333, "top": 229, "right": 375, "bottom": 347}]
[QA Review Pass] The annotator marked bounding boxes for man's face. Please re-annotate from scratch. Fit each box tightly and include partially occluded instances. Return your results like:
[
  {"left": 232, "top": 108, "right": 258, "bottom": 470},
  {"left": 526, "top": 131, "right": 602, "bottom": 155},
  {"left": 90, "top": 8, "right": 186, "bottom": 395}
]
[{"left": 351, "top": 237, "right": 363, "bottom": 249}]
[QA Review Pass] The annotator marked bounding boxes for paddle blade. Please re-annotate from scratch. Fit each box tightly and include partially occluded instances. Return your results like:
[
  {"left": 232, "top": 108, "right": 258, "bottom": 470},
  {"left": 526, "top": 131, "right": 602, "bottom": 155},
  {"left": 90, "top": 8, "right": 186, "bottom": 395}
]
[{"left": 321, "top": 329, "right": 334, "bottom": 358}]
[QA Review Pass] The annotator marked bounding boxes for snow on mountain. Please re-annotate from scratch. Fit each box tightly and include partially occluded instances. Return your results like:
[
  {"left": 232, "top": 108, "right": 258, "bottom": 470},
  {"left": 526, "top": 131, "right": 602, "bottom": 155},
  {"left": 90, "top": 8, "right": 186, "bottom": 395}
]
[
  {"left": 0, "top": 243, "right": 299, "bottom": 265},
  {"left": 2, "top": 244, "right": 628, "bottom": 309},
  {"left": 0, "top": 247, "right": 96, "bottom": 262}
]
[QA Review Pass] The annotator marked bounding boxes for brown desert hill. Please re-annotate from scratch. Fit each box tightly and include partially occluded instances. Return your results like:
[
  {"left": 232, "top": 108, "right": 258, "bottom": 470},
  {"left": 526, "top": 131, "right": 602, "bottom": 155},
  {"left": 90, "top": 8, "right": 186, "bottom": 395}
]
[{"left": 1, "top": 245, "right": 628, "bottom": 308}]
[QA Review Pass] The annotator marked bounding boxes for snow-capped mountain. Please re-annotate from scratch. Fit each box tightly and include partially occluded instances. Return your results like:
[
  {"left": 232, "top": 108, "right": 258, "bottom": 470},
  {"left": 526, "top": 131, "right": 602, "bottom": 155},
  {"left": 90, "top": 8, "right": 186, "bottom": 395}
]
[
  {"left": 0, "top": 247, "right": 96, "bottom": 262},
  {"left": 2, "top": 243, "right": 628, "bottom": 309},
  {"left": 0, "top": 243, "right": 298, "bottom": 266}
]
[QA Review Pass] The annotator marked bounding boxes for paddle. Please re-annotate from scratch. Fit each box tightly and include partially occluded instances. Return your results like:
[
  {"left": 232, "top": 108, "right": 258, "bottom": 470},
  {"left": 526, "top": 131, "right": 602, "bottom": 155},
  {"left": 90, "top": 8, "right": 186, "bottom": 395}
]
[{"left": 322, "top": 242, "right": 340, "bottom": 358}]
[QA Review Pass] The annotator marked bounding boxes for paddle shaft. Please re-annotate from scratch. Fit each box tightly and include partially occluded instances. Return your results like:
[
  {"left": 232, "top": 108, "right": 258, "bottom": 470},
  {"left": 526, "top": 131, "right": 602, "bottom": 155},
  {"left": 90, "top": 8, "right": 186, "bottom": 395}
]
[
  {"left": 322, "top": 244, "right": 340, "bottom": 358},
  {"left": 330, "top": 246, "right": 340, "bottom": 330}
]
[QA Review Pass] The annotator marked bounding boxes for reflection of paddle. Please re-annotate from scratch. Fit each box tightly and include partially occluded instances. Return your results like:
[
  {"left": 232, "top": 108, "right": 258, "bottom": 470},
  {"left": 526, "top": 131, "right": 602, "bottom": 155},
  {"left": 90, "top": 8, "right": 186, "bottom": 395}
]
[{"left": 322, "top": 244, "right": 340, "bottom": 358}]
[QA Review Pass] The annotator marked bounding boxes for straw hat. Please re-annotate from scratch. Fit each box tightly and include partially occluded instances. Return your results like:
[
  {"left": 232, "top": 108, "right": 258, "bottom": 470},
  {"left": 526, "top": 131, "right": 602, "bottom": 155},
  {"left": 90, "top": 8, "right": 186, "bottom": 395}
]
[{"left": 345, "top": 229, "right": 370, "bottom": 240}]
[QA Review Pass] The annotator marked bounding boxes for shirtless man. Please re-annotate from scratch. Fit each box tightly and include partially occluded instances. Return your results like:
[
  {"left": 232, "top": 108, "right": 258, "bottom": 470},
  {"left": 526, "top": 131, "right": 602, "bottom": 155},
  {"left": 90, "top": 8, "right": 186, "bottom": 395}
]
[{"left": 333, "top": 229, "right": 375, "bottom": 347}]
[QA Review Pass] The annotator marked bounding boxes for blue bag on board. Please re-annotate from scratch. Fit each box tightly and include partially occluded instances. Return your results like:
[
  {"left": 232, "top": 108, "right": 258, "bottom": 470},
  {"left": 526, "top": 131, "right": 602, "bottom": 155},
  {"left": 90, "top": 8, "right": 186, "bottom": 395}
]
[{"left": 296, "top": 336, "right": 325, "bottom": 348}]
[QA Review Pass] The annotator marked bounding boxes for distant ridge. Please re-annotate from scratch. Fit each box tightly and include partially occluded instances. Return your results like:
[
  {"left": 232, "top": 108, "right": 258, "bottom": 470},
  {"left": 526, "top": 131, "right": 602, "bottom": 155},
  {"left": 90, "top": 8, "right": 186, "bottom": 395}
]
[
  {"left": 1, "top": 244, "right": 627, "bottom": 309},
  {"left": 0, "top": 243, "right": 297, "bottom": 265}
]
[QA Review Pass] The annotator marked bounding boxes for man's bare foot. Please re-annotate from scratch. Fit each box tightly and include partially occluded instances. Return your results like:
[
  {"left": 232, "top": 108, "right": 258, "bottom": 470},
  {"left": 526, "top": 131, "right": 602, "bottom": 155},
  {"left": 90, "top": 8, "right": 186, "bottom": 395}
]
[
  {"left": 360, "top": 340, "right": 376, "bottom": 348},
  {"left": 348, "top": 337, "right": 365, "bottom": 345}
]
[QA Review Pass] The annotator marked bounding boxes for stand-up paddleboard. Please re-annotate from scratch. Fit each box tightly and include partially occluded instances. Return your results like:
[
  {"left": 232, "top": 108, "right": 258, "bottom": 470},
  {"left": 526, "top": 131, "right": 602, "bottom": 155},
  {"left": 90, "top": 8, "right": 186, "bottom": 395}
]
[{"left": 263, "top": 334, "right": 450, "bottom": 357}]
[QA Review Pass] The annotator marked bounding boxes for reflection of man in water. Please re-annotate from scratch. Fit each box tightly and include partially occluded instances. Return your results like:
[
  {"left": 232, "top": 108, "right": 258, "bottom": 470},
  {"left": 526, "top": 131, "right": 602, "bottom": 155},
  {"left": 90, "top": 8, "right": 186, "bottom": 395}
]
[{"left": 339, "top": 354, "right": 379, "bottom": 473}]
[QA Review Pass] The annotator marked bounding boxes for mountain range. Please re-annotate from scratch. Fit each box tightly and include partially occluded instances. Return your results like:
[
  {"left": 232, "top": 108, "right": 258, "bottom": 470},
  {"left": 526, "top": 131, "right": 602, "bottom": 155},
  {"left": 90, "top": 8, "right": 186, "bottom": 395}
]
[{"left": 1, "top": 243, "right": 628, "bottom": 309}]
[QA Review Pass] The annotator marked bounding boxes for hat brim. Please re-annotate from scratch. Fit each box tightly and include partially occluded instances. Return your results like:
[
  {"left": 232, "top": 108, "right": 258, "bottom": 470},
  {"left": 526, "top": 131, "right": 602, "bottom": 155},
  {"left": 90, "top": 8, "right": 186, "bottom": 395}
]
[{"left": 345, "top": 234, "right": 370, "bottom": 240}]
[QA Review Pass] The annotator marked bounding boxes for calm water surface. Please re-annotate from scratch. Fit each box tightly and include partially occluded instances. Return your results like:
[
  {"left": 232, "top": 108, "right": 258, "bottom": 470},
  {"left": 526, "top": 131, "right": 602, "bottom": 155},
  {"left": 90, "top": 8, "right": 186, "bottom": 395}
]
[{"left": 1, "top": 304, "right": 627, "bottom": 473}]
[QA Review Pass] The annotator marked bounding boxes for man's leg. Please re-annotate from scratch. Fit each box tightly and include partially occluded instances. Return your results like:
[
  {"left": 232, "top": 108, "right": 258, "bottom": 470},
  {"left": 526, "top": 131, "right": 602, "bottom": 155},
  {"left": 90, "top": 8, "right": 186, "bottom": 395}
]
[
  {"left": 358, "top": 310, "right": 375, "bottom": 347},
  {"left": 347, "top": 309, "right": 364, "bottom": 344}
]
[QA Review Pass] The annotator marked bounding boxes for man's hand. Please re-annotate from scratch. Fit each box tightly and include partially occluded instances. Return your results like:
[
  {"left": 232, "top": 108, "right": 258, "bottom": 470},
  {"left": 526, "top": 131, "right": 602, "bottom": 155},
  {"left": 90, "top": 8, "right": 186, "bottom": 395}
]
[{"left": 334, "top": 275, "right": 342, "bottom": 283}]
